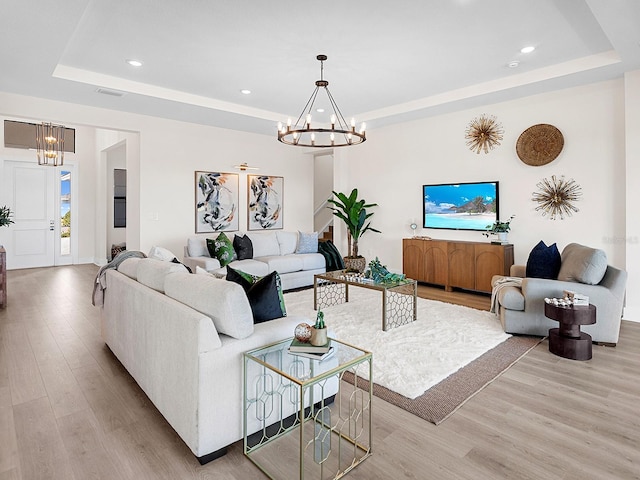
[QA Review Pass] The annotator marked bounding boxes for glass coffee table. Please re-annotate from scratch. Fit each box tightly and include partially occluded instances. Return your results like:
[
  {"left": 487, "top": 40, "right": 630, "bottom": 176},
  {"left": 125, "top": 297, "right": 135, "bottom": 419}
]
[
  {"left": 314, "top": 270, "right": 417, "bottom": 331},
  {"left": 243, "top": 337, "right": 372, "bottom": 480}
]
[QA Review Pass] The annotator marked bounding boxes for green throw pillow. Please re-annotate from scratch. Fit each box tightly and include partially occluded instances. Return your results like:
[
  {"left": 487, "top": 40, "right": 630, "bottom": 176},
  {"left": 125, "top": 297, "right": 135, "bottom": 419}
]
[
  {"left": 206, "top": 232, "right": 237, "bottom": 267},
  {"left": 226, "top": 266, "right": 286, "bottom": 322}
]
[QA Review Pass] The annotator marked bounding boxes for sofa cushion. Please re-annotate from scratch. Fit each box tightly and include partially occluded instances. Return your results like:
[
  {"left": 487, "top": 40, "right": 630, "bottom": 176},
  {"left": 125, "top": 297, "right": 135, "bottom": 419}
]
[
  {"left": 246, "top": 232, "right": 280, "bottom": 258},
  {"left": 558, "top": 243, "right": 608, "bottom": 285},
  {"left": 117, "top": 257, "right": 141, "bottom": 280},
  {"left": 258, "top": 255, "right": 304, "bottom": 274},
  {"left": 226, "top": 267, "right": 286, "bottom": 323},
  {"left": 233, "top": 234, "right": 254, "bottom": 260},
  {"left": 164, "top": 272, "right": 254, "bottom": 339},
  {"left": 187, "top": 237, "right": 209, "bottom": 257},
  {"left": 206, "top": 232, "right": 237, "bottom": 267},
  {"left": 137, "top": 258, "right": 189, "bottom": 293},
  {"left": 214, "top": 259, "right": 269, "bottom": 278},
  {"left": 295, "top": 231, "right": 319, "bottom": 254},
  {"left": 526, "top": 241, "right": 561, "bottom": 279},
  {"left": 276, "top": 231, "right": 298, "bottom": 255},
  {"left": 296, "top": 253, "right": 326, "bottom": 270}
]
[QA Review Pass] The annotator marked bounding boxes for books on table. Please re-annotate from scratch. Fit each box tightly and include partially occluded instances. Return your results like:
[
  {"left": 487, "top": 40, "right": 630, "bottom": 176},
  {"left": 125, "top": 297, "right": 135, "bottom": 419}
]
[
  {"left": 288, "top": 338, "right": 331, "bottom": 353},
  {"left": 288, "top": 346, "right": 335, "bottom": 362}
]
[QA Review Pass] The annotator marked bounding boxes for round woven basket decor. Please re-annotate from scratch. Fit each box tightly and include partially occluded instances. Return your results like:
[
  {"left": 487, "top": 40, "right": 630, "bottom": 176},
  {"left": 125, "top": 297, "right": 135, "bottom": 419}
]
[{"left": 516, "top": 124, "right": 564, "bottom": 166}]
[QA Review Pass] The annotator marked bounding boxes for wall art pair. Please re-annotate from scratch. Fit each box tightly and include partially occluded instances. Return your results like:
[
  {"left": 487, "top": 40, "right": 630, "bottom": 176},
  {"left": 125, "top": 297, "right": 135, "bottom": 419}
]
[{"left": 195, "top": 171, "right": 283, "bottom": 233}]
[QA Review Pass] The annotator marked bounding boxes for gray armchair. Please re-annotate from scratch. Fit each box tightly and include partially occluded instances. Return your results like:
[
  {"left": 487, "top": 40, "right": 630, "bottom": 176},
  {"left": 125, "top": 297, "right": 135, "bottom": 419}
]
[{"left": 493, "top": 244, "right": 627, "bottom": 345}]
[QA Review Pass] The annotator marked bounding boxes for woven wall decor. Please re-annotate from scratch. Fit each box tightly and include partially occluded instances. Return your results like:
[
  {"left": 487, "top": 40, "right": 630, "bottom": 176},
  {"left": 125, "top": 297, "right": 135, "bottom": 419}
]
[{"left": 516, "top": 124, "right": 564, "bottom": 166}]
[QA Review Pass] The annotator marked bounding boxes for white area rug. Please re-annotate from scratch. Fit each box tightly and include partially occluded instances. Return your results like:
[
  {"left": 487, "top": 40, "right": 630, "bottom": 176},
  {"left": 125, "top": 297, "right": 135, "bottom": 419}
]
[{"left": 284, "top": 287, "right": 511, "bottom": 399}]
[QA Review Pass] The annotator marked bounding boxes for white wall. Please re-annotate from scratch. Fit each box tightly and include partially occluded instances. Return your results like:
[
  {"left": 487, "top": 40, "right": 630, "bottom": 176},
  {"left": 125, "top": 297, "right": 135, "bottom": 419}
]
[
  {"left": 1, "top": 92, "right": 313, "bottom": 264},
  {"left": 336, "top": 78, "right": 636, "bottom": 318},
  {"left": 624, "top": 71, "right": 640, "bottom": 321},
  {"left": 313, "top": 154, "right": 334, "bottom": 233},
  {"left": 106, "top": 141, "right": 126, "bottom": 257}
]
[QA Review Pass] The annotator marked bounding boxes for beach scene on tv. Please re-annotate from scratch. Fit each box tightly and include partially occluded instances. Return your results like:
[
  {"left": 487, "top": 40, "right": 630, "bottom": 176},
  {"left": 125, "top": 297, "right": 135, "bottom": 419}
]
[{"left": 424, "top": 182, "right": 498, "bottom": 230}]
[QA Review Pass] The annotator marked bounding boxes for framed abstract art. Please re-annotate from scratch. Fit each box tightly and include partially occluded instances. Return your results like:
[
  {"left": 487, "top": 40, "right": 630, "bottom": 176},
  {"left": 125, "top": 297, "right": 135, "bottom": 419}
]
[
  {"left": 195, "top": 171, "right": 239, "bottom": 233},
  {"left": 247, "top": 175, "right": 284, "bottom": 230}
]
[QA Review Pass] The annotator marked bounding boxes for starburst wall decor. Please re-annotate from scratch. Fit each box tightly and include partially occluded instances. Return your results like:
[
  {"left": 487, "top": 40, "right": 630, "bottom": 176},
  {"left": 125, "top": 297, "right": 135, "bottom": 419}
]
[
  {"left": 465, "top": 114, "right": 504, "bottom": 154},
  {"left": 532, "top": 175, "right": 582, "bottom": 220}
]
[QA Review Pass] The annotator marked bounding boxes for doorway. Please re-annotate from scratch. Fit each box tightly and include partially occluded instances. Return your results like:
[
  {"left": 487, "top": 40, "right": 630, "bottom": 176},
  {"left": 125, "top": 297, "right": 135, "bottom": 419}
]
[{"left": 1, "top": 160, "right": 77, "bottom": 269}]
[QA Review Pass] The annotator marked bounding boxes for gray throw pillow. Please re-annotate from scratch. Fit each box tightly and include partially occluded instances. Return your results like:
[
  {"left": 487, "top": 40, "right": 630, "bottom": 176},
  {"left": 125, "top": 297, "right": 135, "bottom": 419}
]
[
  {"left": 557, "top": 243, "right": 607, "bottom": 285},
  {"left": 295, "top": 231, "right": 319, "bottom": 254}
]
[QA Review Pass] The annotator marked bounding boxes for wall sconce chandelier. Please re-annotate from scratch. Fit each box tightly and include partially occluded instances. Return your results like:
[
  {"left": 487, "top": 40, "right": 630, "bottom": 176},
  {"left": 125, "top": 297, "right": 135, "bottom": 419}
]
[
  {"left": 36, "top": 122, "right": 65, "bottom": 166},
  {"left": 277, "top": 55, "right": 366, "bottom": 148}
]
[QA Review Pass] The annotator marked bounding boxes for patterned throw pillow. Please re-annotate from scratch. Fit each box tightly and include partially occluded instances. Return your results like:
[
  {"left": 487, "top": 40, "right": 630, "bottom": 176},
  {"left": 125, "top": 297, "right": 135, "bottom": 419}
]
[
  {"left": 295, "top": 231, "right": 319, "bottom": 254},
  {"left": 233, "top": 234, "right": 254, "bottom": 260},
  {"left": 206, "top": 232, "right": 237, "bottom": 267},
  {"left": 226, "top": 266, "right": 286, "bottom": 323}
]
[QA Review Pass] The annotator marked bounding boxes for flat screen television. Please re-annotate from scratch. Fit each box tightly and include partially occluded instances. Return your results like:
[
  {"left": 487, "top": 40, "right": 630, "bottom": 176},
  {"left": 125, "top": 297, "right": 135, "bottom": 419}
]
[{"left": 423, "top": 181, "right": 499, "bottom": 231}]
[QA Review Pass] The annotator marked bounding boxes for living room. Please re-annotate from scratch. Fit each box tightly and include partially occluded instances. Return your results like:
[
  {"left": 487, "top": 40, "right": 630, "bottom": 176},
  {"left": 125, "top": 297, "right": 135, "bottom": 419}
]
[{"left": 1, "top": 1, "right": 639, "bottom": 479}]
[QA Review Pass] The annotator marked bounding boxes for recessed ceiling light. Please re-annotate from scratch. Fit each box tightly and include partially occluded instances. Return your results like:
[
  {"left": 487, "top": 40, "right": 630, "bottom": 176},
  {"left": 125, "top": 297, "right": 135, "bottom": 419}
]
[
  {"left": 240, "top": 89, "right": 251, "bottom": 95},
  {"left": 126, "top": 59, "right": 143, "bottom": 67},
  {"left": 316, "top": 108, "right": 325, "bottom": 113},
  {"left": 508, "top": 60, "right": 520, "bottom": 68},
  {"left": 520, "top": 46, "right": 535, "bottom": 54}
]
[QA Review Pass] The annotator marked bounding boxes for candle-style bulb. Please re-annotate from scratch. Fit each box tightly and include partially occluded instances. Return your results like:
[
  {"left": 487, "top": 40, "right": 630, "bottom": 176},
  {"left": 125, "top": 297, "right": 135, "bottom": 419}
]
[
  {"left": 360, "top": 122, "right": 367, "bottom": 133},
  {"left": 287, "top": 118, "right": 292, "bottom": 127},
  {"left": 306, "top": 114, "right": 312, "bottom": 126},
  {"left": 311, "top": 133, "right": 315, "bottom": 145},
  {"left": 350, "top": 118, "right": 355, "bottom": 127},
  {"left": 330, "top": 114, "right": 336, "bottom": 127}
]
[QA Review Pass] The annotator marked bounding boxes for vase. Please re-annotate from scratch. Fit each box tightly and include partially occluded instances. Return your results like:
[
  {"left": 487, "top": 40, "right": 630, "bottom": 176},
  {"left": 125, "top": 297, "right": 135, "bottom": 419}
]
[
  {"left": 310, "top": 327, "right": 328, "bottom": 346},
  {"left": 497, "top": 232, "right": 508, "bottom": 244},
  {"left": 343, "top": 256, "right": 366, "bottom": 273}
]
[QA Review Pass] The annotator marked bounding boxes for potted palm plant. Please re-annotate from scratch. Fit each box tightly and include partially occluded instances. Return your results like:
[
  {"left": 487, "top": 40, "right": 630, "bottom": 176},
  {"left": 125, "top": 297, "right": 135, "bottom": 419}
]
[{"left": 327, "top": 189, "right": 380, "bottom": 272}]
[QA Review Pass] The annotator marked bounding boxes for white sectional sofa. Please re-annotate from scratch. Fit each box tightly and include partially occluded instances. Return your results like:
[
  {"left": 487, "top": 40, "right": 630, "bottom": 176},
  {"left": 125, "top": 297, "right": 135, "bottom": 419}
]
[
  {"left": 100, "top": 257, "right": 335, "bottom": 463},
  {"left": 183, "top": 230, "right": 326, "bottom": 290}
]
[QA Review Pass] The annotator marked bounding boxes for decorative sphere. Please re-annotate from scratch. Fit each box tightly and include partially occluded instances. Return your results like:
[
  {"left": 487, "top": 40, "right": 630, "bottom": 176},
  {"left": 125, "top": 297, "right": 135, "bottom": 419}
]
[{"left": 294, "top": 323, "right": 312, "bottom": 342}]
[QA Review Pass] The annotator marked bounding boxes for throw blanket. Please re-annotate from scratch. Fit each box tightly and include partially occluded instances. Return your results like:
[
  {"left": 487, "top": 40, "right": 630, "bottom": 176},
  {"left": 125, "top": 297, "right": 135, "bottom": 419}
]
[
  {"left": 318, "top": 240, "right": 345, "bottom": 271},
  {"left": 490, "top": 276, "right": 523, "bottom": 315},
  {"left": 92, "top": 250, "right": 147, "bottom": 306}
]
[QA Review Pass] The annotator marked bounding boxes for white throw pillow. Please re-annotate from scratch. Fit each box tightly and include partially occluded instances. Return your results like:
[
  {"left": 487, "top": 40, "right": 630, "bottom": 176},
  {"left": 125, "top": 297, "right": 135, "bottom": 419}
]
[
  {"left": 148, "top": 246, "right": 177, "bottom": 261},
  {"left": 246, "top": 232, "right": 280, "bottom": 258},
  {"left": 276, "top": 231, "right": 298, "bottom": 255},
  {"left": 187, "top": 237, "right": 209, "bottom": 257}
]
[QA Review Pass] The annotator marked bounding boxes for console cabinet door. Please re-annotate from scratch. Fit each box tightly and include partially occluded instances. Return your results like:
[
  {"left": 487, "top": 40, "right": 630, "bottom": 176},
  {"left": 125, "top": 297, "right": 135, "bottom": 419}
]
[
  {"left": 448, "top": 242, "right": 475, "bottom": 290},
  {"left": 402, "top": 239, "right": 424, "bottom": 281},
  {"left": 424, "top": 240, "right": 448, "bottom": 285}
]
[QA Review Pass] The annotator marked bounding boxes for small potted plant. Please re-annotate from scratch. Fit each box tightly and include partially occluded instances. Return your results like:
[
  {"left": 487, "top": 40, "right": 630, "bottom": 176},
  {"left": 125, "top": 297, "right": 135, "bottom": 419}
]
[
  {"left": 483, "top": 214, "right": 514, "bottom": 244},
  {"left": 310, "top": 310, "right": 328, "bottom": 346}
]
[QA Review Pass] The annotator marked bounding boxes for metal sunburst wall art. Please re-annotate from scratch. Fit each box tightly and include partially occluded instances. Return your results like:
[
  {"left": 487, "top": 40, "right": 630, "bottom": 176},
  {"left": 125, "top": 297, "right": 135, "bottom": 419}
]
[
  {"left": 532, "top": 175, "right": 582, "bottom": 220},
  {"left": 465, "top": 114, "right": 504, "bottom": 154}
]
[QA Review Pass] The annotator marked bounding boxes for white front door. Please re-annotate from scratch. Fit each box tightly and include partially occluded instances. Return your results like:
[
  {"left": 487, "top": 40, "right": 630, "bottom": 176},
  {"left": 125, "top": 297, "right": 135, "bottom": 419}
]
[{"left": 1, "top": 160, "right": 75, "bottom": 269}]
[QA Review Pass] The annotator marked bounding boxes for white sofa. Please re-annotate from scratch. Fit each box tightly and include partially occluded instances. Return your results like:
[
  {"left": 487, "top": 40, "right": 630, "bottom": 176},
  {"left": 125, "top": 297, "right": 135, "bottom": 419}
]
[
  {"left": 100, "top": 257, "right": 335, "bottom": 463},
  {"left": 183, "top": 230, "right": 326, "bottom": 290}
]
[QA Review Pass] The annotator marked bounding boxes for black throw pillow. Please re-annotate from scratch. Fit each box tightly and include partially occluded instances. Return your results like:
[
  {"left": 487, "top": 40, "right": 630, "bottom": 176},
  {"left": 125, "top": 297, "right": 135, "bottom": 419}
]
[
  {"left": 526, "top": 240, "right": 561, "bottom": 279},
  {"left": 246, "top": 271, "right": 286, "bottom": 323},
  {"left": 233, "top": 234, "right": 254, "bottom": 260},
  {"left": 226, "top": 266, "right": 286, "bottom": 323},
  {"left": 171, "top": 257, "right": 192, "bottom": 273}
]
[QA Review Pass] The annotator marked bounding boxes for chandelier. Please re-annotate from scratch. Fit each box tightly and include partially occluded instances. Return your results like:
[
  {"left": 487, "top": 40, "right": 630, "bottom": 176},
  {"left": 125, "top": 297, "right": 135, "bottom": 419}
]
[
  {"left": 36, "top": 122, "right": 65, "bottom": 166},
  {"left": 277, "top": 55, "right": 366, "bottom": 148}
]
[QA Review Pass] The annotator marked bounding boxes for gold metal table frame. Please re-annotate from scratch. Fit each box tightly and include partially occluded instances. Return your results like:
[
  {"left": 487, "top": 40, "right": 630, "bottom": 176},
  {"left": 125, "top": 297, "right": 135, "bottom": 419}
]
[
  {"left": 313, "top": 270, "right": 417, "bottom": 331},
  {"left": 243, "top": 337, "right": 373, "bottom": 479}
]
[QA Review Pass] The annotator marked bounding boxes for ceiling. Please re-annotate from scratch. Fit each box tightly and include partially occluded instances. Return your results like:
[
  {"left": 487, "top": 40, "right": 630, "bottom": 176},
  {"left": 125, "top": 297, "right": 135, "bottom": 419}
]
[{"left": 1, "top": 0, "right": 639, "bottom": 137}]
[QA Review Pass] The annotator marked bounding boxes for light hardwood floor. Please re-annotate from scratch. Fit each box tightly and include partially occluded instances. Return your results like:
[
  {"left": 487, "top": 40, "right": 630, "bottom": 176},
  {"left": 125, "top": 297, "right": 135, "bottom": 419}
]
[{"left": 1, "top": 265, "right": 638, "bottom": 479}]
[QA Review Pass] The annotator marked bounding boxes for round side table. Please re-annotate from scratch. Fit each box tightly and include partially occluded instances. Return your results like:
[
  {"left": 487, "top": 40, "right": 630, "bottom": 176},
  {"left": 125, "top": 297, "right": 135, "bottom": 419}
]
[{"left": 544, "top": 303, "right": 596, "bottom": 361}]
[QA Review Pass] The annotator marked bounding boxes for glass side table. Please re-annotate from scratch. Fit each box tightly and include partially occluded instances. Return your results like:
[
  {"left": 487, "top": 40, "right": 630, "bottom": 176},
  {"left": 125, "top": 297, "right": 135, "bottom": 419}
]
[{"left": 243, "top": 337, "right": 373, "bottom": 479}]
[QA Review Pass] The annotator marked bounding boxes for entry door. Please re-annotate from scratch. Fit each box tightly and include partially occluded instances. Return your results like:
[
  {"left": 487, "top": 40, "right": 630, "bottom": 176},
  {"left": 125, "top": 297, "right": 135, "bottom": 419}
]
[{"left": 2, "top": 160, "right": 70, "bottom": 269}]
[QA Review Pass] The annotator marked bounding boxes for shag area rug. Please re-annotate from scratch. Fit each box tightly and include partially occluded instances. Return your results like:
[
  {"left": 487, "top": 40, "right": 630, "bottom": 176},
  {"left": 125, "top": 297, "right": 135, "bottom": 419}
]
[{"left": 284, "top": 287, "right": 542, "bottom": 424}]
